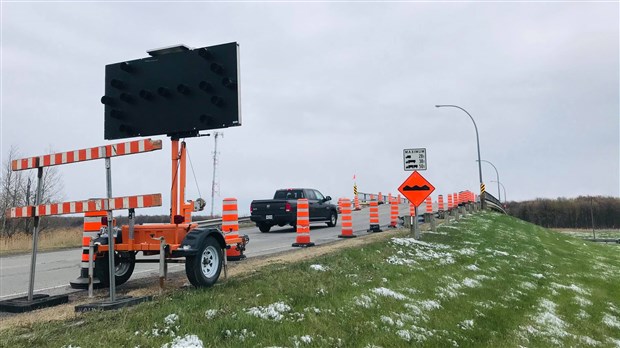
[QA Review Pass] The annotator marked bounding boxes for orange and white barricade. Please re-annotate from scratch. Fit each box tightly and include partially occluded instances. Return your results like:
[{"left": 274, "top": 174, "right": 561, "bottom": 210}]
[
  {"left": 292, "top": 199, "right": 314, "bottom": 247},
  {"left": 354, "top": 195, "right": 361, "bottom": 211},
  {"left": 338, "top": 198, "right": 356, "bottom": 238}
]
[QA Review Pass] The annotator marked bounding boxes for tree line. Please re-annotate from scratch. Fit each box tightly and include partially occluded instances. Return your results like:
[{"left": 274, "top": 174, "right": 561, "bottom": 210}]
[
  {"left": 506, "top": 196, "right": 620, "bottom": 229},
  {"left": 1, "top": 146, "right": 64, "bottom": 237}
]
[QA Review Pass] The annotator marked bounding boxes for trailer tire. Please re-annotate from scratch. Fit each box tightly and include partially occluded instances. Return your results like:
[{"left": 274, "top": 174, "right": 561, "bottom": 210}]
[
  {"left": 185, "top": 236, "right": 223, "bottom": 287},
  {"left": 94, "top": 251, "right": 136, "bottom": 287}
]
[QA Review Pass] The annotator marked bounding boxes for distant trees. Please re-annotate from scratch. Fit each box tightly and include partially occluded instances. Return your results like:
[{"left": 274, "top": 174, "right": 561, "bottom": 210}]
[
  {"left": 507, "top": 196, "right": 620, "bottom": 229},
  {"left": 0, "top": 146, "right": 64, "bottom": 237}
]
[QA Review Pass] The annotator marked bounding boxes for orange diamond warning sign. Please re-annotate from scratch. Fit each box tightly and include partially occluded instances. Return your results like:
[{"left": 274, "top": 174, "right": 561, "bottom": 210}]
[{"left": 398, "top": 171, "right": 435, "bottom": 207}]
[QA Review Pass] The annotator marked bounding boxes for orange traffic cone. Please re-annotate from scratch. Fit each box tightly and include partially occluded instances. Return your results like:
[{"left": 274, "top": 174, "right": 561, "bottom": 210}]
[
  {"left": 354, "top": 195, "right": 361, "bottom": 211},
  {"left": 292, "top": 198, "right": 314, "bottom": 247},
  {"left": 367, "top": 200, "right": 382, "bottom": 232},
  {"left": 388, "top": 197, "right": 398, "bottom": 228},
  {"left": 338, "top": 198, "right": 356, "bottom": 238},
  {"left": 223, "top": 198, "right": 246, "bottom": 260}
]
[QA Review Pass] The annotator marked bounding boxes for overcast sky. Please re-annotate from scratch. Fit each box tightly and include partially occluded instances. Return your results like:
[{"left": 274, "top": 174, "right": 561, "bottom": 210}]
[{"left": 1, "top": 1, "right": 618, "bottom": 217}]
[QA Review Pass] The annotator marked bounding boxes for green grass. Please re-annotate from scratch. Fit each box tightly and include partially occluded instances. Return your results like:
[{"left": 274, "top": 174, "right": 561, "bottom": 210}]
[
  {"left": 555, "top": 229, "right": 620, "bottom": 240},
  {"left": 1, "top": 212, "right": 619, "bottom": 347}
]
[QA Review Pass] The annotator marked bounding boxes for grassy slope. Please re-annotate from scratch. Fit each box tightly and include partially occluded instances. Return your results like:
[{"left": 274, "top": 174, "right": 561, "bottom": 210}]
[{"left": 1, "top": 212, "right": 619, "bottom": 348}]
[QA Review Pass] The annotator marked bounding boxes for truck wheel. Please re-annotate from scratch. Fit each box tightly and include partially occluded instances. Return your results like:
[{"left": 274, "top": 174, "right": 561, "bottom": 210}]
[
  {"left": 94, "top": 251, "right": 136, "bottom": 287},
  {"left": 326, "top": 211, "right": 337, "bottom": 227},
  {"left": 258, "top": 223, "right": 271, "bottom": 233},
  {"left": 185, "top": 236, "right": 223, "bottom": 287}
]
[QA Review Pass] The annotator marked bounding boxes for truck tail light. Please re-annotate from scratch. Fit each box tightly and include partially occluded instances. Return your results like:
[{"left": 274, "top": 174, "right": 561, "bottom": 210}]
[
  {"left": 285, "top": 202, "right": 292, "bottom": 212},
  {"left": 250, "top": 203, "right": 253, "bottom": 213}
]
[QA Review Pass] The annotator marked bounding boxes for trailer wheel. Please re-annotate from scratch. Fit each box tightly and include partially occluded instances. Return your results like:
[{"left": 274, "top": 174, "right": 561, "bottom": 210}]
[
  {"left": 185, "top": 236, "right": 222, "bottom": 287},
  {"left": 94, "top": 251, "right": 136, "bottom": 287}
]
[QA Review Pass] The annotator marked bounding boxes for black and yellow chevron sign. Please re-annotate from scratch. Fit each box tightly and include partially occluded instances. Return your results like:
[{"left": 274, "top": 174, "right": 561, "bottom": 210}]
[
  {"left": 480, "top": 183, "right": 486, "bottom": 194},
  {"left": 354, "top": 184, "right": 358, "bottom": 196}
]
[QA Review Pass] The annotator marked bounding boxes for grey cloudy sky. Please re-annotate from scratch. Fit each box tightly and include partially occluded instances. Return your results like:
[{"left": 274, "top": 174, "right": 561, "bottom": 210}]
[{"left": 1, "top": 1, "right": 618, "bottom": 216}]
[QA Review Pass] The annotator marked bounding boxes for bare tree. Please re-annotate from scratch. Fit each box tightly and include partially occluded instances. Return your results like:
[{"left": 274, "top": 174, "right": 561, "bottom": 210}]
[{"left": 1, "top": 146, "right": 64, "bottom": 237}]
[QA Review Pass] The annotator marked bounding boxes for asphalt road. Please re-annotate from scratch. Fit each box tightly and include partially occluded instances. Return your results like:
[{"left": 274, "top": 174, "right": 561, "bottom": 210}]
[{"left": 0, "top": 203, "right": 410, "bottom": 299}]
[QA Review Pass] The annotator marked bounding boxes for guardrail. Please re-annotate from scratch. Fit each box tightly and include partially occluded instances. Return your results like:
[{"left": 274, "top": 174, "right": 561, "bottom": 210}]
[
  {"left": 484, "top": 192, "right": 506, "bottom": 214},
  {"left": 195, "top": 216, "right": 251, "bottom": 228}
]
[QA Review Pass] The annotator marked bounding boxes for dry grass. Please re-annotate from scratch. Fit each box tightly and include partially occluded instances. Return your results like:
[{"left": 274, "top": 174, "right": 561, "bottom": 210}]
[{"left": 0, "top": 227, "right": 83, "bottom": 256}]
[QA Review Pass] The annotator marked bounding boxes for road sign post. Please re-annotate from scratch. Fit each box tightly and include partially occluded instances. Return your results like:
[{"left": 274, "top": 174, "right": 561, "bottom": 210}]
[{"left": 398, "top": 171, "right": 435, "bottom": 239}]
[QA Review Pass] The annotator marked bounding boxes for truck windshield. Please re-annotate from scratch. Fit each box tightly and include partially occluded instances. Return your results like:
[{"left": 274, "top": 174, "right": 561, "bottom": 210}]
[{"left": 274, "top": 190, "right": 304, "bottom": 200}]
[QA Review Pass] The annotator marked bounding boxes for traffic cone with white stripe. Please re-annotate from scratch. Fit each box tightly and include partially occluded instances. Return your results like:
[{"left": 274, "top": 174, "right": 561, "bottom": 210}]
[
  {"left": 367, "top": 200, "right": 382, "bottom": 232},
  {"left": 388, "top": 197, "right": 398, "bottom": 228},
  {"left": 223, "top": 198, "right": 246, "bottom": 260},
  {"left": 70, "top": 211, "right": 106, "bottom": 289},
  {"left": 338, "top": 198, "right": 356, "bottom": 238},
  {"left": 292, "top": 198, "right": 314, "bottom": 247}
]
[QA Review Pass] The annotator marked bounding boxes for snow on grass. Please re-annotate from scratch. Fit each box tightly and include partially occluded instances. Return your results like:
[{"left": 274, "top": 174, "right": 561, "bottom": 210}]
[
  {"left": 204, "top": 309, "right": 218, "bottom": 319},
  {"left": 164, "top": 314, "right": 179, "bottom": 326},
  {"left": 531, "top": 273, "right": 545, "bottom": 279},
  {"left": 371, "top": 287, "right": 408, "bottom": 300},
  {"left": 458, "top": 248, "right": 478, "bottom": 256},
  {"left": 603, "top": 313, "right": 620, "bottom": 329},
  {"left": 573, "top": 296, "right": 592, "bottom": 307},
  {"left": 223, "top": 329, "right": 257, "bottom": 341},
  {"left": 550, "top": 282, "right": 590, "bottom": 295},
  {"left": 465, "top": 264, "right": 480, "bottom": 271},
  {"left": 310, "top": 264, "right": 329, "bottom": 271},
  {"left": 462, "top": 277, "right": 481, "bottom": 288},
  {"left": 520, "top": 281, "right": 537, "bottom": 290},
  {"left": 386, "top": 255, "right": 417, "bottom": 265},
  {"left": 246, "top": 302, "right": 291, "bottom": 321},
  {"left": 458, "top": 319, "right": 475, "bottom": 330},
  {"left": 521, "top": 298, "right": 570, "bottom": 345},
  {"left": 162, "top": 334, "right": 203, "bottom": 348},
  {"left": 485, "top": 248, "right": 510, "bottom": 257},
  {"left": 354, "top": 294, "right": 374, "bottom": 308}
]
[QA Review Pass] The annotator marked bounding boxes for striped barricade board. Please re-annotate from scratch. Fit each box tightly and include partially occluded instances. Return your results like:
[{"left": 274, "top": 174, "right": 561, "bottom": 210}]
[
  {"left": 11, "top": 138, "right": 162, "bottom": 171},
  {"left": 6, "top": 194, "right": 162, "bottom": 218}
]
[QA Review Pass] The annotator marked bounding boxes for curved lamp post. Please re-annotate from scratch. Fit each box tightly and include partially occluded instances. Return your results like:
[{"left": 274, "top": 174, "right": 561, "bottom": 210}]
[
  {"left": 435, "top": 104, "right": 485, "bottom": 209},
  {"left": 491, "top": 180, "right": 506, "bottom": 204},
  {"left": 477, "top": 159, "right": 500, "bottom": 202}
]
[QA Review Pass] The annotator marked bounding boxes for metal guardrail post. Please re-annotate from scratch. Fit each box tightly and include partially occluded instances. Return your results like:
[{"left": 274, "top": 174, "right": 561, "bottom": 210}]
[{"left": 88, "top": 238, "right": 94, "bottom": 298}]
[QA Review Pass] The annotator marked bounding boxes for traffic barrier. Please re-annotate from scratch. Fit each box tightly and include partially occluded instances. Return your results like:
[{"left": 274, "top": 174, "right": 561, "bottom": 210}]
[
  {"left": 387, "top": 193, "right": 392, "bottom": 205},
  {"left": 292, "top": 199, "right": 314, "bottom": 247},
  {"left": 223, "top": 198, "right": 245, "bottom": 260},
  {"left": 425, "top": 196, "right": 433, "bottom": 214},
  {"left": 338, "top": 198, "right": 356, "bottom": 238},
  {"left": 409, "top": 202, "right": 415, "bottom": 216},
  {"left": 447, "top": 194, "right": 453, "bottom": 210},
  {"left": 438, "top": 195, "right": 445, "bottom": 211},
  {"left": 70, "top": 211, "right": 107, "bottom": 289},
  {"left": 354, "top": 195, "right": 361, "bottom": 211},
  {"left": 389, "top": 197, "right": 398, "bottom": 228},
  {"left": 367, "top": 200, "right": 382, "bottom": 232},
  {"left": 378, "top": 192, "right": 383, "bottom": 204}
]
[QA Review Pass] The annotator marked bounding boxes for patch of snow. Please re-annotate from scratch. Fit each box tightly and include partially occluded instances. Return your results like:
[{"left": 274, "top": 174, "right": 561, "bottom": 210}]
[
  {"left": 574, "top": 296, "right": 592, "bottom": 307},
  {"left": 371, "top": 287, "right": 408, "bottom": 300},
  {"left": 531, "top": 273, "right": 545, "bottom": 279},
  {"left": 246, "top": 302, "right": 291, "bottom": 321},
  {"left": 550, "top": 283, "right": 590, "bottom": 295},
  {"left": 354, "top": 295, "right": 374, "bottom": 308},
  {"left": 162, "top": 334, "right": 203, "bottom": 348},
  {"left": 164, "top": 314, "right": 179, "bottom": 326},
  {"left": 458, "top": 248, "right": 478, "bottom": 256},
  {"left": 462, "top": 278, "right": 481, "bottom": 288},
  {"left": 603, "top": 313, "right": 620, "bottom": 329},
  {"left": 520, "top": 281, "right": 536, "bottom": 290},
  {"left": 465, "top": 264, "right": 480, "bottom": 271},
  {"left": 204, "top": 309, "right": 218, "bottom": 319},
  {"left": 458, "top": 319, "right": 474, "bottom": 330},
  {"left": 386, "top": 255, "right": 417, "bottom": 265},
  {"left": 419, "top": 300, "right": 442, "bottom": 311},
  {"left": 381, "top": 316, "right": 395, "bottom": 326},
  {"left": 485, "top": 248, "right": 510, "bottom": 256},
  {"left": 310, "top": 264, "right": 328, "bottom": 271},
  {"left": 579, "top": 336, "right": 601, "bottom": 346},
  {"left": 300, "top": 335, "right": 313, "bottom": 344}
]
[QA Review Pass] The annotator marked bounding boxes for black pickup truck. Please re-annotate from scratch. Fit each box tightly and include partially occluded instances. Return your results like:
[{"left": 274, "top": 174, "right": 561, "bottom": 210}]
[{"left": 250, "top": 188, "right": 338, "bottom": 232}]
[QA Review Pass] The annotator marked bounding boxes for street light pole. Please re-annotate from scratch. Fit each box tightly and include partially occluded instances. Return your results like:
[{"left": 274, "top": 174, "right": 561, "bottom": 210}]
[
  {"left": 476, "top": 159, "right": 500, "bottom": 202},
  {"left": 491, "top": 180, "right": 507, "bottom": 204},
  {"left": 435, "top": 104, "right": 485, "bottom": 209}
]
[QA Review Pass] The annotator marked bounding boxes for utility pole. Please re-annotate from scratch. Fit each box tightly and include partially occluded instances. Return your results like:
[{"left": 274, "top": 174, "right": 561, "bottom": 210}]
[{"left": 210, "top": 132, "right": 223, "bottom": 217}]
